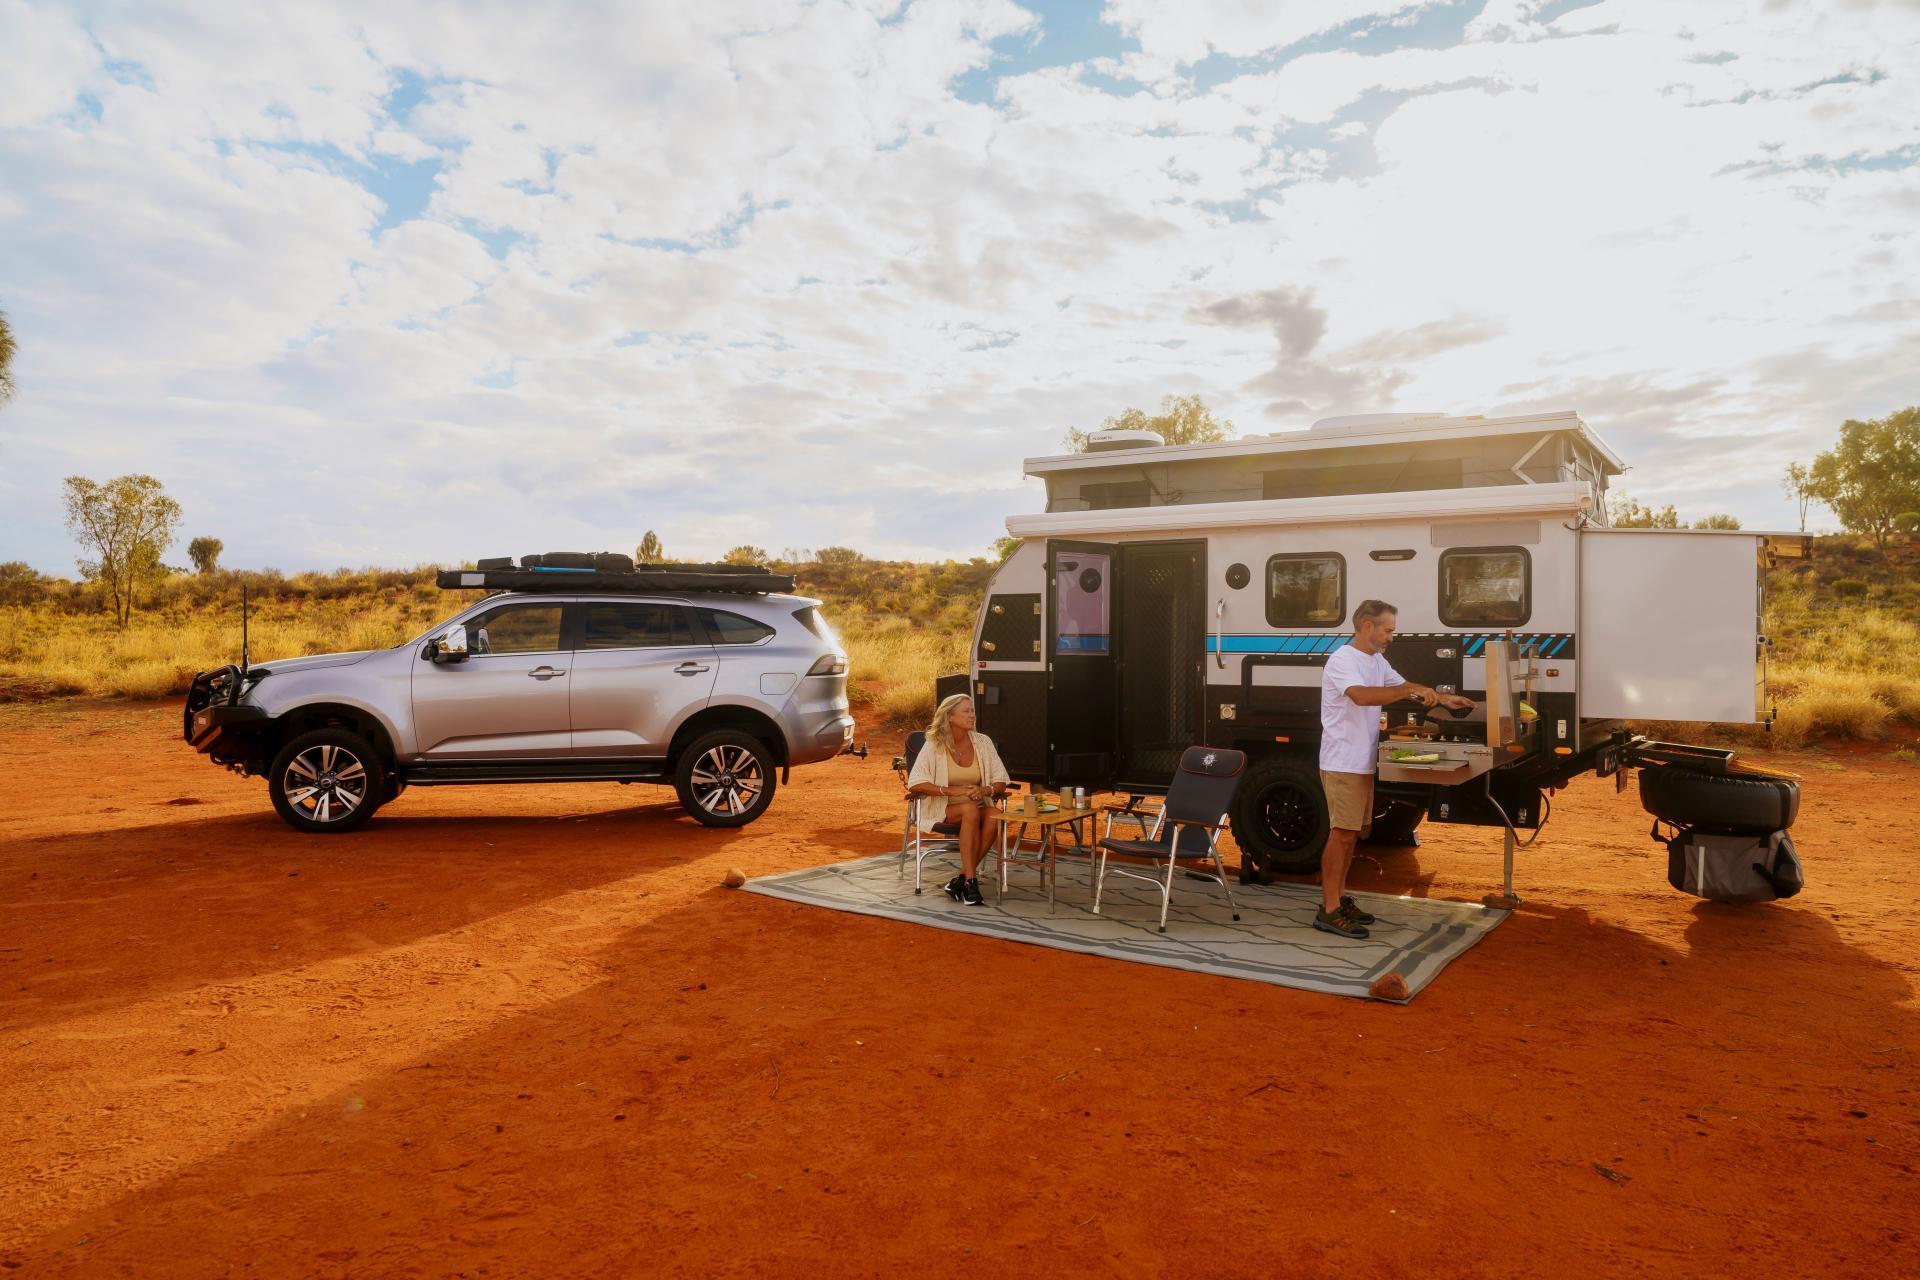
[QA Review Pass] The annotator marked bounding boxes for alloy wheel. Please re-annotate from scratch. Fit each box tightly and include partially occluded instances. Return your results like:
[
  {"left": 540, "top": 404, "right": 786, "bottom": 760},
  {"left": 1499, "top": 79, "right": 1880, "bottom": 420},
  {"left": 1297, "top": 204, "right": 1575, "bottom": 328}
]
[
  {"left": 689, "top": 744, "right": 765, "bottom": 818},
  {"left": 283, "top": 742, "right": 369, "bottom": 824},
  {"left": 1256, "top": 778, "right": 1318, "bottom": 851}
]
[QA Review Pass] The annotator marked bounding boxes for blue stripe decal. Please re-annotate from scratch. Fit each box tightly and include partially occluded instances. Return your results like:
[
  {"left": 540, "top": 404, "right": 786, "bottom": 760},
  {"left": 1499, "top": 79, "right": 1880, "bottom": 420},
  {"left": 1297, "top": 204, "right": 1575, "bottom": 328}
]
[{"left": 1549, "top": 636, "right": 1569, "bottom": 656}]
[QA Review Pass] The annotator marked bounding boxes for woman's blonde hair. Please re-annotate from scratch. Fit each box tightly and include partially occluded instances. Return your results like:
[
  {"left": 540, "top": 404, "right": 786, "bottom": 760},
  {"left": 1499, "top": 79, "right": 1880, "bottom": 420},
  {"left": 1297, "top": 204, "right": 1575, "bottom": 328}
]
[{"left": 926, "top": 692, "right": 973, "bottom": 757}]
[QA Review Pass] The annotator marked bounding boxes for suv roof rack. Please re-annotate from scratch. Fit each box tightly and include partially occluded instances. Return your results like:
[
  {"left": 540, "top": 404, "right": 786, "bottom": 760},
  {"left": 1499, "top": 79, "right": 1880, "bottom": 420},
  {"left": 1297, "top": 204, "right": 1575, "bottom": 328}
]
[{"left": 436, "top": 563, "right": 796, "bottom": 595}]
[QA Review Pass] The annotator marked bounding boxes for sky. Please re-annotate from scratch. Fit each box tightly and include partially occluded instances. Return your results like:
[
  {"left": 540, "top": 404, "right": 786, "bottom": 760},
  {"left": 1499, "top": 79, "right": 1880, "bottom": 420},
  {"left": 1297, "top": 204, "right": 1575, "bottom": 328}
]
[{"left": 2, "top": 0, "right": 1917, "bottom": 575}]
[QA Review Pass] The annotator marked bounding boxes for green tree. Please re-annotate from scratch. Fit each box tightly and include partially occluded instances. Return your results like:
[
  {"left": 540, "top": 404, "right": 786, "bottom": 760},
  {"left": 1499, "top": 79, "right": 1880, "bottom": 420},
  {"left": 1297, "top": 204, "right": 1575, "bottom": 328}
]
[
  {"left": 188, "top": 536, "right": 224, "bottom": 574},
  {"left": 723, "top": 544, "right": 768, "bottom": 566},
  {"left": 0, "top": 561, "right": 47, "bottom": 606},
  {"left": 1065, "top": 393, "right": 1234, "bottom": 452},
  {"left": 0, "top": 307, "right": 15, "bottom": 405},
  {"left": 1691, "top": 513, "right": 1742, "bottom": 530},
  {"left": 1782, "top": 461, "right": 1815, "bottom": 533},
  {"left": 992, "top": 535, "right": 1023, "bottom": 563},
  {"left": 1607, "top": 493, "right": 1680, "bottom": 528},
  {"left": 62, "top": 474, "right": 183, "bottom": 626},
  {"left": 1807, "top": 408, "right": 1920, "bottom": 550},
  {"left": 635, "top": 531, "right": 665, "bottom": 563}
]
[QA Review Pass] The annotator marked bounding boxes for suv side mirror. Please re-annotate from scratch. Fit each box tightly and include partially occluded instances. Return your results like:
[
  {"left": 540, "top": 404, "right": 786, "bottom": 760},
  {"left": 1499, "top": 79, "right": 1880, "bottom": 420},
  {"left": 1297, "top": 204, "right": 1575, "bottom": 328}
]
[{"left": 434, "top": 623, "right": 470, "bottom": 664}]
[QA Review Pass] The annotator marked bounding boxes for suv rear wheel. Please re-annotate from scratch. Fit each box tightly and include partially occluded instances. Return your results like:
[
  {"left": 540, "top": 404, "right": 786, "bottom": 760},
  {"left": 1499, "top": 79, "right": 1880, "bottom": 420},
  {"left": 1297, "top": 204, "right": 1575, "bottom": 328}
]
[
  {"left": 268, "top": 728, "right": 385, "bottom": 834},
  {"left": 674, "top": 730, "right": 778, "bottom": 828}
]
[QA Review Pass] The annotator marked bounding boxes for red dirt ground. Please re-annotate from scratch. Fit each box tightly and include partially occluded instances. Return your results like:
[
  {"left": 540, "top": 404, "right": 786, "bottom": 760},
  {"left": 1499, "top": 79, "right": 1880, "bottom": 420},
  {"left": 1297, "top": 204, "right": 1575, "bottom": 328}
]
[{"left": 2, "top": 702, "right": 1916, "bottom": 1278}]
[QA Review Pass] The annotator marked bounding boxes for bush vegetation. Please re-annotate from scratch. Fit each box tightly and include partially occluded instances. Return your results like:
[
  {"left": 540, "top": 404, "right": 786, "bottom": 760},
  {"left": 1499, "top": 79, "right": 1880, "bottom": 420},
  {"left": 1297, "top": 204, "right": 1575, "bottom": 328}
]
[{"left": 2, "top": 536, "right": 1915, "bottom": 748}]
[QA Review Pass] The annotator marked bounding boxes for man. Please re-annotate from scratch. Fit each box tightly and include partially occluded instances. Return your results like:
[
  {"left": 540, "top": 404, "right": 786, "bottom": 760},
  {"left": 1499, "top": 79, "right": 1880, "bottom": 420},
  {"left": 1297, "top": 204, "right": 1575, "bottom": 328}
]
[{"left": 1315, "top": 599, "right": 1473, "bottom": 939}]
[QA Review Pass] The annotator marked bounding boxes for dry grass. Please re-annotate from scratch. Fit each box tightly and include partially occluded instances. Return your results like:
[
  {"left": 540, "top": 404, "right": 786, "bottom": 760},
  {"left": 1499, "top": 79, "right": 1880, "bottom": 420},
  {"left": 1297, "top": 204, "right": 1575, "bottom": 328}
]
[{"left": 6, "top": 536, "right": 1916, "bottom": 748}]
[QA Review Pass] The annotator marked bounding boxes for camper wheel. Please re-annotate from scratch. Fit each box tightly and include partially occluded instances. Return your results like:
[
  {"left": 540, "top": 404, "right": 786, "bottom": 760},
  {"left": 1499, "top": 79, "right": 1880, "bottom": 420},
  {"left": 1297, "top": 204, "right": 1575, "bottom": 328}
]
[{"left": 1231, "top": 754, "right": 1330, "bottom": 875}]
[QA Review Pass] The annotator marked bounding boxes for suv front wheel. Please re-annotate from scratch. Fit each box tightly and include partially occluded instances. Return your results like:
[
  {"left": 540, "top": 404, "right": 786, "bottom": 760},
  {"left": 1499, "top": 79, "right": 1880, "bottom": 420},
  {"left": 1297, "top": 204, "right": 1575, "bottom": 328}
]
[
  {"left": 674, "top": 730, "right": 777, "bottom": 828},
  {"left": 268, "top": 727, "right": 385, "bottom": 834}
]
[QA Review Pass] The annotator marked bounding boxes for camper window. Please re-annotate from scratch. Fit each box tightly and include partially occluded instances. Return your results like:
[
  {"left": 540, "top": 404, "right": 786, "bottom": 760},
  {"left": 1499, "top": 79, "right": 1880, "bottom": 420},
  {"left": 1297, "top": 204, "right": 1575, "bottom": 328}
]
[
  {"left": 1438, "top": 547, "right": 1531, "bottom": 627},
  {"left": 1265, "top": 553, "right": 1345, "bottom": 628},
  {"left": 1053, "top": 552, "right": 1112, "bottom": 655}
]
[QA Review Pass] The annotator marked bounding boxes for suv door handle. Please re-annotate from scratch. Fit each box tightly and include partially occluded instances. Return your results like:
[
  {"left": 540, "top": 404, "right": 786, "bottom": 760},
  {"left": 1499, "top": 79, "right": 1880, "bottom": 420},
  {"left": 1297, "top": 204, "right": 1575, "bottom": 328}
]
[
  {"left": 527, "top": 665, "right": 567, "bottom": 679},
  {"left": 675, "top": 662, "right": 712, "bottom": 676}
]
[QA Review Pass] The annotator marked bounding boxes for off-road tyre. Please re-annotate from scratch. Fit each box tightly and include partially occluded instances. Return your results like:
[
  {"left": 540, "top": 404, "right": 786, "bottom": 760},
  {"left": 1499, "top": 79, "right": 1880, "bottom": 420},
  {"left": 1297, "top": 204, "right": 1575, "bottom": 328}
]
[
  {"left": 1639, "top": 765, "right": 1799, "bottom": 835},
  {"left": 268, "top": 727, "right": 385, "bottom": 834},
  {"left": 1231, "top": 753, "right": 1330, "bottom": 875},
  {"left": 674, "top": 730, "right": 778, "bottom": 828}
]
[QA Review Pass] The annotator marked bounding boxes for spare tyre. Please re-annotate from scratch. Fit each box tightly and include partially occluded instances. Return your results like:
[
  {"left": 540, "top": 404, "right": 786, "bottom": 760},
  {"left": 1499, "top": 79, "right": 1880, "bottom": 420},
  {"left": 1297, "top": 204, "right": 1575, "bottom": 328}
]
[{"left": 1639, "top": 766, "right": 1799, "bottom": 835}]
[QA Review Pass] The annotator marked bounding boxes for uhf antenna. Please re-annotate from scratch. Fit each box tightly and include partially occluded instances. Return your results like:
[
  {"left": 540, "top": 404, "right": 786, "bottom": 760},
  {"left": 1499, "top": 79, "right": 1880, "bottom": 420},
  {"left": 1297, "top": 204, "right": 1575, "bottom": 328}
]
[{"left": 240, "top": 581, "right": 251, "bottom": 675}]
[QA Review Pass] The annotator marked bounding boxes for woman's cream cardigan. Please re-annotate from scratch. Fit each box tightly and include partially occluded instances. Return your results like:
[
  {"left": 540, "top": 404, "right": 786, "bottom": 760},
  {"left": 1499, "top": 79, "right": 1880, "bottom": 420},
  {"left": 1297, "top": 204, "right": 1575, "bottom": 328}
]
[{"left": 906, "top": 730, "right": 1011, "bottom": 831}]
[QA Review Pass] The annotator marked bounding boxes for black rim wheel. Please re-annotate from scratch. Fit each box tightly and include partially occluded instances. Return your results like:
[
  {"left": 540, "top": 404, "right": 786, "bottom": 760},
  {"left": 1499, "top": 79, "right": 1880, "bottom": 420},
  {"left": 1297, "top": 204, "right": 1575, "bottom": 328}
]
[{"left": 1256, "top": 777, "right": 1319, "bottom": 852}]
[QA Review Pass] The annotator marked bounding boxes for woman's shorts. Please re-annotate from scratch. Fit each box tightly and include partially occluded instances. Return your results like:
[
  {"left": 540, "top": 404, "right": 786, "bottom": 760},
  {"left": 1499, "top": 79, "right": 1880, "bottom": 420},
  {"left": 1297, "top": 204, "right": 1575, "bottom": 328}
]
[{"left": 1320, "top": 770, "right": 1374, "bottom": 835}]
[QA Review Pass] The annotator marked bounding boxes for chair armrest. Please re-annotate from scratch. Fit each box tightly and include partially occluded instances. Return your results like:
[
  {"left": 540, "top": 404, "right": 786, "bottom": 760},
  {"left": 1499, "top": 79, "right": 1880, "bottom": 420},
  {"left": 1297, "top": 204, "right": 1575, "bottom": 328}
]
[{"left": 1161, "top": 816, "right": 1229, "bottom": 833}]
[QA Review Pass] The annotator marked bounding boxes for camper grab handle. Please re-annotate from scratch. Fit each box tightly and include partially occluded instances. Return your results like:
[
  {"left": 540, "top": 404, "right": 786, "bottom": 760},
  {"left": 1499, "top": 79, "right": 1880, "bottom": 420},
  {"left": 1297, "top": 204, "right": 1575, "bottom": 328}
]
[{"left": 1214, "top": 598, "right": 1226, "bottom": 669}]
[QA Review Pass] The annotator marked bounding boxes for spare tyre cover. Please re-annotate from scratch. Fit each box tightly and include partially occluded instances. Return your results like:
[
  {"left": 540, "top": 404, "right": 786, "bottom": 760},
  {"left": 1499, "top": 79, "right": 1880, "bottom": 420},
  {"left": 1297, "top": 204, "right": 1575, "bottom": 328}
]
[{"left": 1639, "top": 766, "right": 1799, "bottom": 835}]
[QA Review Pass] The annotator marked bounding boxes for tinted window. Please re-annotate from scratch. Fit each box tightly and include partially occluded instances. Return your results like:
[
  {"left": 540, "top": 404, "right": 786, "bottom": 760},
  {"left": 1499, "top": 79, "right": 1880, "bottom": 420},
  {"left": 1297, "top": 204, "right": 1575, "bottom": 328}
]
[
  {"left": 697, "top": 608, "right": 774, "bottom": 645},
  {"left": 470, "top": 604, "right": 565, "bottom": 655},
  {"left": 1053, "top": 551, "right": 1110, "bottom": 655},
  {"left": 582, "top": 603, "right": 697, "bottom": 649},
  {"left": 1439, "top": 547, "right": 1531, "bottom": 627},
  {"left": 1265, "top": 554, "right": 1345, "bottom": 627}
]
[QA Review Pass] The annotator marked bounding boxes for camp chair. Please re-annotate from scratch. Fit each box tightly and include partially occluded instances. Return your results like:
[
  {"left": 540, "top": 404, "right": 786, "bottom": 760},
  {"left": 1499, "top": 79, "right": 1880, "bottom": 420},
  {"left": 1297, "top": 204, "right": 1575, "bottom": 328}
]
[
  {"left": 893, "top": 732, "right": 1018, "bottom": 894},
  {"left": 1093, "top": 746, "right": 1244, "bottom": 933}
]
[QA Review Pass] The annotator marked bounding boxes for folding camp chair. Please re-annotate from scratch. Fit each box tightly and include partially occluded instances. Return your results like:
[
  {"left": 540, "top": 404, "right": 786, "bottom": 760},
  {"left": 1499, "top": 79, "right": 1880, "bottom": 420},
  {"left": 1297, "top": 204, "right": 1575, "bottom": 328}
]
[
  {"left": 892, "top": 732, "right": 1018, "bottom": 894},
  {"left": 1093, "top": 746, "right": 1244, "bottom": 932}
]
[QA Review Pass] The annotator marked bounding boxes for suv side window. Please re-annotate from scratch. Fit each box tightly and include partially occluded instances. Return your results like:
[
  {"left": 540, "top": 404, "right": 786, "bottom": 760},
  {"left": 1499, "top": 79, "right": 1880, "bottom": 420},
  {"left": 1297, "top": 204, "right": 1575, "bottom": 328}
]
[
  {"left": 581, "top": 603, "right": 699, "bottom": 649},
  {"left": 696, "top": 608, "right": 775, "bottom": 645},
  {"left": 470, "top": 603, "right": 566, "bottom": 655}
]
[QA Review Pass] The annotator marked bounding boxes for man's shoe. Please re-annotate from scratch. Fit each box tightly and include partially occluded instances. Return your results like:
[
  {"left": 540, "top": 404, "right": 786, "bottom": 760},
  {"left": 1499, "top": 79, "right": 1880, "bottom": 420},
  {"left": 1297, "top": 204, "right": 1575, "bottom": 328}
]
[
  {"left": 942, "top": 874, "right": 967, "bottom": 903},
  {"left": 1312, "top": 906, "right": 1369, "bottom": 939},
  {"left": 1341, "top": 895, "right": 1376, "bottom": 925},
  {"left": 961, "top": 877, "right": 986, "bottom": 906}
]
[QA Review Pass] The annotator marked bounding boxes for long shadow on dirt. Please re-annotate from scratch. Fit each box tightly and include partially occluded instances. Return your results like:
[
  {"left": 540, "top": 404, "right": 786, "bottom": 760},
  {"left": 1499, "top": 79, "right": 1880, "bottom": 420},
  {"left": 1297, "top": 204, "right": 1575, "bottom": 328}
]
[
  {"left": 0, "top": 799, "right": 744, "bottom": 1033},
  {"left": 17, "top": 876, "right": 1916, "bottom": 1278}
]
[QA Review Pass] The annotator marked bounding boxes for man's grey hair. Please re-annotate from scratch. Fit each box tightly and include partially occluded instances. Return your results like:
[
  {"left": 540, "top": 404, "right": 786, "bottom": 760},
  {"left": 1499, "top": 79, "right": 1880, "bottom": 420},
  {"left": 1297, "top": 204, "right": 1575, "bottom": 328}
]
[{"left": 1353, "top": 599, "right": 1398, "bottom": 627}]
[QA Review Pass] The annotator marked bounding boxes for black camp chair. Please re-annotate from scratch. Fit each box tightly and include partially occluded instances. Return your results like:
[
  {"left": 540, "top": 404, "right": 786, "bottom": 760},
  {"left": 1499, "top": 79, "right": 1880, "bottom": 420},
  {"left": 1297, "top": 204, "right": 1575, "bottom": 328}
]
[{"left": 1092, "top": 746, "right": 1244, "bottom": 933}]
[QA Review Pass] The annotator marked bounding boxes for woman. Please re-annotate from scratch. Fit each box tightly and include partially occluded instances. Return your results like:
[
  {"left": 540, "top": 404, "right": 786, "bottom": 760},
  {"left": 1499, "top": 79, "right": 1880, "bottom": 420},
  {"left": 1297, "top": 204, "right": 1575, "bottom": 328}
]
[{"left": 907, "top": 693, "right": 1011, "bottom": 906}]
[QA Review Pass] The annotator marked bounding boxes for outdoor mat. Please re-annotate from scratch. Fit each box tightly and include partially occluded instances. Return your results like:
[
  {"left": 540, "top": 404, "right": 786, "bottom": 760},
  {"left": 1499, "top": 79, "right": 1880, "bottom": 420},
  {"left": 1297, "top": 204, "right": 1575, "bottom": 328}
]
[{"left": 743, "top": 849, "right": 1508, "bottom": 1003}]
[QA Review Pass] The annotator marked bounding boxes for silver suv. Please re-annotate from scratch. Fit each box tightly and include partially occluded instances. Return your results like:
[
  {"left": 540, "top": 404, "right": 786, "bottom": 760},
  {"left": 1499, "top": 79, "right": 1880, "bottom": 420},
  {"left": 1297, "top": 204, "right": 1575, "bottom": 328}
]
[{"left": 183, "top": 584, "right": 854, "bottom": 833}]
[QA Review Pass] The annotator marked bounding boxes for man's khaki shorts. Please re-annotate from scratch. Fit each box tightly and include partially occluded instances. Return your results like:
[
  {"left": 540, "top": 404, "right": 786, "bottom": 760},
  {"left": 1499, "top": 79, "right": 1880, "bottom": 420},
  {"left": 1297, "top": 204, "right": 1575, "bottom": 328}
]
[{"left": 1321, "top": 770, "right": 1374, "bottom": 836}]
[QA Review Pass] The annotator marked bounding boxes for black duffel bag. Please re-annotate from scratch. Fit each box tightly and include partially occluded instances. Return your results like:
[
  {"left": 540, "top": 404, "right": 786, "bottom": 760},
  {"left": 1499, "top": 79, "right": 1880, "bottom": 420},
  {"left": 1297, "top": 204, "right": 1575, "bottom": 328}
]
[{"left": 1654, "top": 821, "right": 1804, "bottom": 903}]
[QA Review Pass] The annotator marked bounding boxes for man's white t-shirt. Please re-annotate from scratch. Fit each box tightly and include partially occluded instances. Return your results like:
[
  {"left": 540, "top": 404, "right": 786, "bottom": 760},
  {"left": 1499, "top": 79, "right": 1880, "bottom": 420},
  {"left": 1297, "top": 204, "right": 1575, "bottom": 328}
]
[{"left": 1319, "top": 643, "right": 1405, "bottom": 774}]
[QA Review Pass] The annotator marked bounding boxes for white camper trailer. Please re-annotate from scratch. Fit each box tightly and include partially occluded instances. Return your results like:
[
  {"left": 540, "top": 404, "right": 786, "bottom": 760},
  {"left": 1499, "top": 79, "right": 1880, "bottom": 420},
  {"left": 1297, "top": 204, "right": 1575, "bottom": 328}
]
[{"left": 948, "top": 410, "right": 1809, "bottom": 893}]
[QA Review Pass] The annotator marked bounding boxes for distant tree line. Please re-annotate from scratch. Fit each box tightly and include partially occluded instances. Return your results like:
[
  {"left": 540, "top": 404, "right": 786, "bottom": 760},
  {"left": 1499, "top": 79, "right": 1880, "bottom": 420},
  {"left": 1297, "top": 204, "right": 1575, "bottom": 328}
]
[{"left": 1784, "top": 407, "right": 1920, "bottom": 548}]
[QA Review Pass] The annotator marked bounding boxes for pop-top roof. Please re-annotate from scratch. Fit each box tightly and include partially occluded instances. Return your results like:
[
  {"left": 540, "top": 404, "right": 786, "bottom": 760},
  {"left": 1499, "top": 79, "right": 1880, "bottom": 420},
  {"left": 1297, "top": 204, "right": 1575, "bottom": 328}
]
[{"left": 1023, "top": 409, "right": 1626, "bottom": 477}]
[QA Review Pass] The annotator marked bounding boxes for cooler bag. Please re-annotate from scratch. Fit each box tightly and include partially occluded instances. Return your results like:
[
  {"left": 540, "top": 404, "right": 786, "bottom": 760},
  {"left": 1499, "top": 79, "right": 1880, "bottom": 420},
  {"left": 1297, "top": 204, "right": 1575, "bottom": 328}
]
[{"left": 1657, "top": 823, "right": 1804, "bottom": 903}]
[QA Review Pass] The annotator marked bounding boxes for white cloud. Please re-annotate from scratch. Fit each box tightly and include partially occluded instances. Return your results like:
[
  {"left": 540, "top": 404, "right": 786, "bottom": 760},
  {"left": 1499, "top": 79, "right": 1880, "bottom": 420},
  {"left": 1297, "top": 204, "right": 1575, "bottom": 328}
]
[{"left": 1, "top": 0, "right": 1918, "bottom": 574}]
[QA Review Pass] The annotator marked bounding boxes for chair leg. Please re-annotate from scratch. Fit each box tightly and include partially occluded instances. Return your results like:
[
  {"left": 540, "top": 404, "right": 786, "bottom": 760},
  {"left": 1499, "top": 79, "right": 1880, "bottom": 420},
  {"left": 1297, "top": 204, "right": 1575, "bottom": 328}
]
[
  {"left": 1158, "top": 854, "right": 1176, "bottom": 933},
  {"left": 1212, "top": 846, "right": 1241, "bottom": 921},
  {"left": 899, "top": 810, "right": 912, "bottom": 877},
  {"left": 1092, "top": 848, "right": 1107, "bottom": 915}
]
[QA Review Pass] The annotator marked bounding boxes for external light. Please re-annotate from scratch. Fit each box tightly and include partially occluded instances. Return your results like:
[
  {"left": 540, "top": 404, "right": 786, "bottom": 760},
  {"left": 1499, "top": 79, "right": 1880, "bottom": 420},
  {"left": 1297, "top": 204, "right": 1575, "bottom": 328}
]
[{"left": 808, "top": 654, "right": 848, "bottom": 676}]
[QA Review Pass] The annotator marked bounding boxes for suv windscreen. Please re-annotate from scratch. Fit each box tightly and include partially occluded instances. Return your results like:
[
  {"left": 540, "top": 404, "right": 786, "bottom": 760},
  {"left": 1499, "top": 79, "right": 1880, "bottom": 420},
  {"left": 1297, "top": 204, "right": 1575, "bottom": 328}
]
[
  {"left": 581, "top": 602, "right": 699, "bottom": 649},
  {"left": 470, "top": 603, "right": 565, "bottom": 655}
]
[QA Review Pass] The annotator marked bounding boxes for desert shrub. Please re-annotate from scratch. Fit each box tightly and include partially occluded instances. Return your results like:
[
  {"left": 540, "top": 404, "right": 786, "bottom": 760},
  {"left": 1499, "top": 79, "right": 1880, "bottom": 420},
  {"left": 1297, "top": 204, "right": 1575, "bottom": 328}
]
[
  {"left": 0, "top": 562, "right": 48, "bottom": 606},
  {"left": 1832, "top": 578, "right": 1869, "bottom": 598}
]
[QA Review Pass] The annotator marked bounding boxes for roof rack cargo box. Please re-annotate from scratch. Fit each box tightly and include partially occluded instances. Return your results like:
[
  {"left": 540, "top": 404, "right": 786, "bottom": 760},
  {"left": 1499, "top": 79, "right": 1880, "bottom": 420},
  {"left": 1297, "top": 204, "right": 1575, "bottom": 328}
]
[{"left": 436, "top": 564, "right": 796, "bottom": 594}]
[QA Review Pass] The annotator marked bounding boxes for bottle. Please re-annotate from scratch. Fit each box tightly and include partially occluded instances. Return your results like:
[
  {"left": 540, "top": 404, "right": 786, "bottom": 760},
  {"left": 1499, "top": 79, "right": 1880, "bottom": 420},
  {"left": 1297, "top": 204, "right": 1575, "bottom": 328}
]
[{"left": 1074, "top": 786, "right": 1087, "bottom": 810}]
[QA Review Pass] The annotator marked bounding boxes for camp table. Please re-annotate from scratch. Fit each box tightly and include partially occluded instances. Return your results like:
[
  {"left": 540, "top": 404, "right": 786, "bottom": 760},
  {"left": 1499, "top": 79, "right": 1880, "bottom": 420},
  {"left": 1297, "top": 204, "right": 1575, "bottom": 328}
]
[{"left": 994, "top": 803, "right": 1095, "bottom": 909}]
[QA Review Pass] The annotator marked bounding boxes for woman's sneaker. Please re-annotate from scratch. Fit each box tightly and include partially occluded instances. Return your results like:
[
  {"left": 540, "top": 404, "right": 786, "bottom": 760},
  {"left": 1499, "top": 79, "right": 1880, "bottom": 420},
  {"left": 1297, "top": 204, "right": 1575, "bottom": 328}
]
[
  {"left": 943, "top": 874, "right": 968, "bottom": 903},
  {"left": 961, "top": 877, "right": 986, "bottom": 906},
  {"left": 1312, "top": 905, "right": 1369, "bottom": 939}
]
